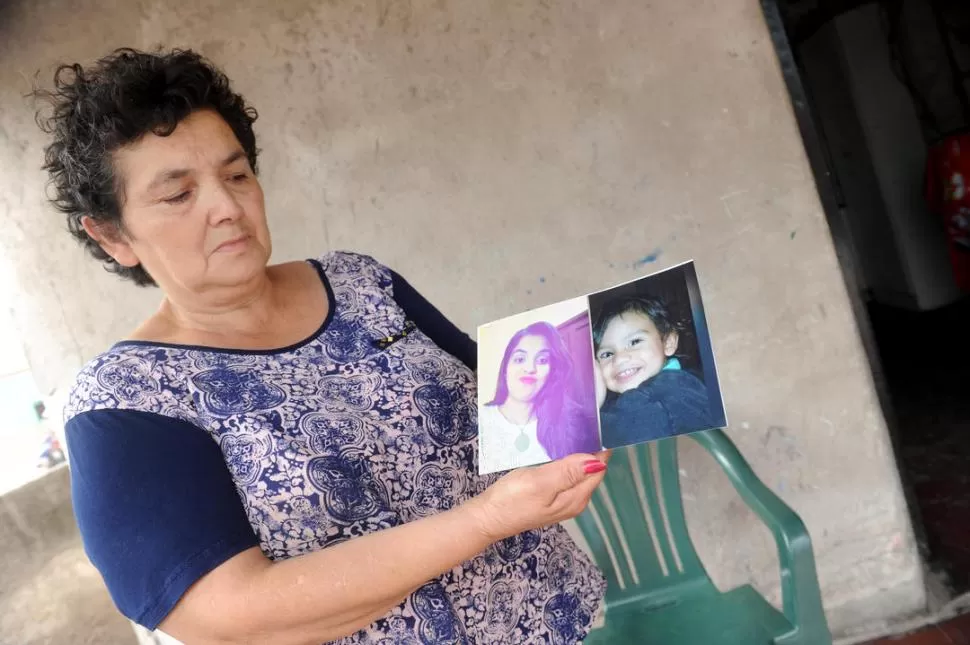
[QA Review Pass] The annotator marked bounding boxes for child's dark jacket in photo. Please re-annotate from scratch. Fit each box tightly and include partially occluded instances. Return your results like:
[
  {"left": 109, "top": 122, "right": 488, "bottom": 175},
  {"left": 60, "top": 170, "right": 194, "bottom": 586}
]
[{"left": 599, "top": 361, "right": 714, "bottom": 449}]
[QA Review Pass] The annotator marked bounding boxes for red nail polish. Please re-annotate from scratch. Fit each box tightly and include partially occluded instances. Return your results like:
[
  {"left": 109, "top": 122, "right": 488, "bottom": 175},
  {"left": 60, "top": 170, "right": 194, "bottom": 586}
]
[{"left": 583, "top": 460, "right": 607, "bottom": 474}]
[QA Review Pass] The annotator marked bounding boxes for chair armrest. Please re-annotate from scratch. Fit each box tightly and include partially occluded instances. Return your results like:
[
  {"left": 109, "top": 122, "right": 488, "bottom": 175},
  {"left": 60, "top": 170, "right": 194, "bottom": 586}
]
[{"left": 689, "top": 428, "right": 828, "bottom": 639}]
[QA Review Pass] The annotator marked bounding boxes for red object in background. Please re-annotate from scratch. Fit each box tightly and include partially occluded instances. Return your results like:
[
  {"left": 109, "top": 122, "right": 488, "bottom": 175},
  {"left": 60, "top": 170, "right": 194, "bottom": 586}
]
[{"left": 926, "top": 133, "right": 970, "bottom": 292}]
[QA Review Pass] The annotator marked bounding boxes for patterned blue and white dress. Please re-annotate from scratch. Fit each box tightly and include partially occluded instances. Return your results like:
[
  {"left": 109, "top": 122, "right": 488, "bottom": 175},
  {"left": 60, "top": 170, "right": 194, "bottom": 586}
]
[{"left": 64, "top": 251, "right": 606, "bottom": 644}]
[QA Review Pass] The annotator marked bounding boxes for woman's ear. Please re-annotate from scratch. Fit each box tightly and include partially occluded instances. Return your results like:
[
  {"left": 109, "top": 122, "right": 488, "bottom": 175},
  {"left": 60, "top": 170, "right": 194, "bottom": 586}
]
[
  {"left": 81, "top": 216, "right": 140, "bottom": 268},
  {"left": 663, "top": 331, "right": 680, "bottom": 357}
]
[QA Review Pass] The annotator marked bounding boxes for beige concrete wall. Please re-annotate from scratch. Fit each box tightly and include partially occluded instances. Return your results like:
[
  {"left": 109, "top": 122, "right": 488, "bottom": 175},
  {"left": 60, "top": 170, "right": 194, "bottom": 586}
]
[
  {"left": 0, "top": 0, "right": 924, "bottom": 637},
  {"left": 0, "top": 467, "right": 136, "bottom": 644},
  {"left": 0, "top": 466, "right": 75, "bottom": 576}
]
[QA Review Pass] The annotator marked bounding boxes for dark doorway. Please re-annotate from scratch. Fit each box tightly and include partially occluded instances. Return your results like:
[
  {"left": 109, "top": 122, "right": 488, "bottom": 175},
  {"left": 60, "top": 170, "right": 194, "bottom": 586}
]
[{"left": 763, "top": 0, "right": 970, "bottom": 597}]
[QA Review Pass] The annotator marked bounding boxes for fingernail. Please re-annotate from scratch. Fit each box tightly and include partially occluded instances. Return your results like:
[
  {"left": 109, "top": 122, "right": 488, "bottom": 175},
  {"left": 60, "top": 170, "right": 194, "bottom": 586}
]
[{"left": 583, "top": 459, "right": 607, "bottom": 474}]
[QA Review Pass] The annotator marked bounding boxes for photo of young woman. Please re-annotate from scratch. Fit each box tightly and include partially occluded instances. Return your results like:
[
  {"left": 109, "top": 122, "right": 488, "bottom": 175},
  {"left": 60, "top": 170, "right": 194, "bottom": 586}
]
[{"left": 477, "top": 298, "right": 602, "bottom": 474}]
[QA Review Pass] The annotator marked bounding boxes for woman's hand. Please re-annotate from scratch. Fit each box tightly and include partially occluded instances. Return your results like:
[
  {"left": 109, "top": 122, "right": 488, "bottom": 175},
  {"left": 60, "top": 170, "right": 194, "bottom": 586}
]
[{"left": 469, "top": 452, "right": 609, "bottom": 543}]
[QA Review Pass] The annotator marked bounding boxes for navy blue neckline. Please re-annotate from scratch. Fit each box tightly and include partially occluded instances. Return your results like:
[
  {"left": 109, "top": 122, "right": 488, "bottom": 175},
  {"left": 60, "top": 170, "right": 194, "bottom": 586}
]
[{"left": 111, "top": 259, "right": 336, "bottom": 356}]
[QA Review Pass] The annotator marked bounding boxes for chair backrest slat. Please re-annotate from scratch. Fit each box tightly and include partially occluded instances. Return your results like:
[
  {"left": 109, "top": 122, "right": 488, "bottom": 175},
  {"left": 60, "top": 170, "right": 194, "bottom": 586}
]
[
  {"left": 635, "top": 442, "right": 681, "bottom": 575},
  {"left": 656, "top": 437, "right": 708, "bottom": 577},
  {"left": 575, "top": 437, "right": 714, "bottom": 606},
  {"left": 582, "top": 491, "right": 628, "bottom": 592}
]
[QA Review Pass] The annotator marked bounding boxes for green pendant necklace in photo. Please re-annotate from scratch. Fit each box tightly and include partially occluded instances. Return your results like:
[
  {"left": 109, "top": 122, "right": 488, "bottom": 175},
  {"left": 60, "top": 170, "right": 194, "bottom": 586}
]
[{"left": 499, "top": 405, "right": 534, "bottom": 453}]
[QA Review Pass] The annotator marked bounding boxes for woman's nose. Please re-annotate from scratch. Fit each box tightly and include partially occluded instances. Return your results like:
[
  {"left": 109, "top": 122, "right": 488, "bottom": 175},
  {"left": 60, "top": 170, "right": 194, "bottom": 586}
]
[{"left": 208, "top": 183, "right": 244, "bottom": 224}]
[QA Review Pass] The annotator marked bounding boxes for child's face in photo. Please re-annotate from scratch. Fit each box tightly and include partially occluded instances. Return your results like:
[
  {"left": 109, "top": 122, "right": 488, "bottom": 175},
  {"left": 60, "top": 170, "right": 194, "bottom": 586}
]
[
  {"left": 505, "top": 334, "right": 552, "bottom": 403},
  {"left": 595, "top": 311, "right": 679, "bottom": 394}
]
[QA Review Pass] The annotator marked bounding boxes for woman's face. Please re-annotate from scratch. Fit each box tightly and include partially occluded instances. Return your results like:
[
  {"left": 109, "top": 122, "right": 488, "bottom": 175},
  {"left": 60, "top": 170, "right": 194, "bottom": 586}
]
[
  {"left": 91, "top": 109, "right": 271, "bottom": 296},
  {"left": 505, "top": 334, "right": 552, "bottom": 404}
]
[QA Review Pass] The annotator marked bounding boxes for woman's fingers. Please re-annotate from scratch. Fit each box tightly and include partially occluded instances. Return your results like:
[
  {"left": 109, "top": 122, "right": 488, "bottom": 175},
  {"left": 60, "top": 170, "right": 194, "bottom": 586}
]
[
  {"left": 531, "top": 453, "right": 606, "bottom": 493},
  {"left": 539, "top": 455, "right": 609, "bottom": 519},
  {"left": 475, "top": 452, "right": 610, "bottom": 540},
  {"left": 542, "top": 474, "right": 605, "bottom": 523}
]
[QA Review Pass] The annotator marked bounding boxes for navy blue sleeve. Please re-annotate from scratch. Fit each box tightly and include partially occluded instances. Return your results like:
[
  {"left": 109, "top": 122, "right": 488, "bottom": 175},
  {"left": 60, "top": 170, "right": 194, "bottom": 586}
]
[
  {"left": 66, "top": 409, "right": 260, "bottom": 630},
  {"left": 599, "top": 371, "right": 715, "bottom": 449},
  {"left": 390, "top": 269, "right": 477, "bottom": 371}
]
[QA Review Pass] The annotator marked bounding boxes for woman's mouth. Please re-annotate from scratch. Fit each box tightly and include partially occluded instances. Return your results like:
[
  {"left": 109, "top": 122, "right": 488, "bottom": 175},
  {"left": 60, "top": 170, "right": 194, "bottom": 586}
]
[
  {"left": 520, "top": 376, "right": 538, "bottom": 385},
  {"left": 214, "top": 234, "right": 250, "bottom": 253}
]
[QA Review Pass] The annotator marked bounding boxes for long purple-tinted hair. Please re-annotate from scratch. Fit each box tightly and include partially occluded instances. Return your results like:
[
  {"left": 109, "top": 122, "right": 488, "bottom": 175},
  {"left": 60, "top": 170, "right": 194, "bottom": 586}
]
[{"left": 488, "top": 321, "right": 599, "bottom": 460}]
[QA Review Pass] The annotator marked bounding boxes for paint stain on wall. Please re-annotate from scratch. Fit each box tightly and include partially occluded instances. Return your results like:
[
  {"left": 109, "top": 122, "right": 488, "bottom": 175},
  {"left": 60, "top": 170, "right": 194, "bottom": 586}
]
[
  {"left": 633, "top": 248, "right": 663, "bottom": 268},
  {"left": 763, "top": 425, "right": 801, "bottom": 462}
]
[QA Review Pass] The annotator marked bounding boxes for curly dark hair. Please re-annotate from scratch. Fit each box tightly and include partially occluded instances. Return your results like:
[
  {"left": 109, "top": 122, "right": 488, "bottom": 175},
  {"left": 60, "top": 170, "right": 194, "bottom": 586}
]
[{"left": 32, "top": 47, "right": 259, "bottom": 286}]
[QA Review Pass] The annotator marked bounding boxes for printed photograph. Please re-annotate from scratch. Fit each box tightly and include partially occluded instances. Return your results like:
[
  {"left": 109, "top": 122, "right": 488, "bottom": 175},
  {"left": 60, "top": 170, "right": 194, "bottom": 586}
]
[
  {"left": 477, "top": 297, "right": 602, "bottom": 475},
  {"left": 588, "top": 261, "right": 727, "bottom": 450}
]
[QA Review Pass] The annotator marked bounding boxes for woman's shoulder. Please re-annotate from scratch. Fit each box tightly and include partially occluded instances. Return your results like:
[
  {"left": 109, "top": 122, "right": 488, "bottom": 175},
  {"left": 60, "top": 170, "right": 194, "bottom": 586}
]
[
  {"left": 316, "top": 250, "right": 392, "bottom": 280},
  {"left": 311, "top": 251, "right": 397, "bottom": 305},
  {"left": 64, "top": 343, "right": 197, "bottom": 423}
]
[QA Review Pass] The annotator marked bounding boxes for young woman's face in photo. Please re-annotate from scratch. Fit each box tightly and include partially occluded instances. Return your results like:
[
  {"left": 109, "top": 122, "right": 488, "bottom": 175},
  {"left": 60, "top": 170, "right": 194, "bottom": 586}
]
[
  {"left": 505, "top": 334, "right": 552, "bottom": 404},
  {"left": 596, "top": 312, "right": 679, "bottom": 394}
]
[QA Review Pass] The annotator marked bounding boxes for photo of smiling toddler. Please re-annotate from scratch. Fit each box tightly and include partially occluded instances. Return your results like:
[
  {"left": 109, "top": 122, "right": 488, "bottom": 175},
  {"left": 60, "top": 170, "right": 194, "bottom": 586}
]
[{"left": 589, "top": 261, "right": 726, "bottom": 449}]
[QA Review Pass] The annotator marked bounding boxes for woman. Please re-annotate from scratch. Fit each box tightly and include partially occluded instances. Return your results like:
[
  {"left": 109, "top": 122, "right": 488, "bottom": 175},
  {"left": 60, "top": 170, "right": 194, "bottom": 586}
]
[
  {"left": 36, "top": 48, "right": 607, "bottom": 644},
  {"left": 480, "top": 322, "right": 601, "bottom": 474}
]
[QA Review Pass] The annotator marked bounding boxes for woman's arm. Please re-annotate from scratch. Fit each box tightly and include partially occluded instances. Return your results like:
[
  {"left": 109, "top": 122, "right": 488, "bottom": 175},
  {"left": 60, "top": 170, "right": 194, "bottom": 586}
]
[
  {"left": 162, "top": 503, "right": 489, "bottom": 644},
  {"left": 160, "top": 452, "right": 608, "bottom": 645}
]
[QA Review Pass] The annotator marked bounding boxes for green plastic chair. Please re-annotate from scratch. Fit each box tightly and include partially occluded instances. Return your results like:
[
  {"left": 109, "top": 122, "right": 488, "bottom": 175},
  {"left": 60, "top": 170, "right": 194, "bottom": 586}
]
[{"left": 576, "top": 429, "right": 832, "bottom": 645}]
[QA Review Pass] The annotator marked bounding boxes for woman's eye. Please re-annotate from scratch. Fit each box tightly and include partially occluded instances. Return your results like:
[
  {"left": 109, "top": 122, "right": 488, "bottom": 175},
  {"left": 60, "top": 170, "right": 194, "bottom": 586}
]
[
  {"left": 597, "top": 351, "right": 612, "bottom": 361},
  {"left": 536, "top": 355, "right": 550, "bottom": 365},
  {"left": 164, "top": 191, "right": 190, "bottom": 205},
  {"left": 230, "top": 173, "right": 248, "bottom": 182}
]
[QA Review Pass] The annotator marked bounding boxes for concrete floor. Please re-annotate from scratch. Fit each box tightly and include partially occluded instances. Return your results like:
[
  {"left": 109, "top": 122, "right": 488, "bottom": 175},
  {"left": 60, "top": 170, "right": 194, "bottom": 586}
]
[
  {"left": 864, "top": 611, "right": 970, "bottom": 644},
  {"left": 0, "top": 539, "right": 135, "bottom": 645}
]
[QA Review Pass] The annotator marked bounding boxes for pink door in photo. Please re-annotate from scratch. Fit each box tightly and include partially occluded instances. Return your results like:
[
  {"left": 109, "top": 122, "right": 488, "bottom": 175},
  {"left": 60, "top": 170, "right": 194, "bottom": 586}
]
[{"left": 556, "top": 312, "right": 597, "bottom": 412}]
